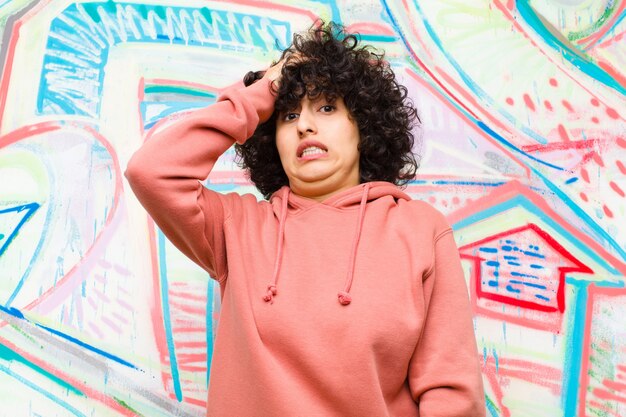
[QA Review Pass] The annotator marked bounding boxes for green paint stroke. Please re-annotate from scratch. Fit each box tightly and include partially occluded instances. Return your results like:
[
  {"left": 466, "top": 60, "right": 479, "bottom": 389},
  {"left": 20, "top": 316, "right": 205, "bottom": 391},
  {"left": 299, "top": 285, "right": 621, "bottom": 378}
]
[
  {"left": 0, "top": 342, "right": 83, "bottom": 396},
  {"left": 115, "top": 397, "right": 144, "bottom": 416},
  {"left": 567, "top": 2, "right": 618, "bottom": 42}
]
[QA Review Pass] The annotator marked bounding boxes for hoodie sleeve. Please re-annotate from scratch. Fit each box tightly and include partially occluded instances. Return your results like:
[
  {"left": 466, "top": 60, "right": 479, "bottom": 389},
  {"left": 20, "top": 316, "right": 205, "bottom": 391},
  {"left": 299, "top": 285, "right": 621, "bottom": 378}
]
[
  {"left": 408, "top": 227, "right": 486, "bottom": 417},
  {"left": 124, "top": 77, "right": 275, "bottom": 281}
]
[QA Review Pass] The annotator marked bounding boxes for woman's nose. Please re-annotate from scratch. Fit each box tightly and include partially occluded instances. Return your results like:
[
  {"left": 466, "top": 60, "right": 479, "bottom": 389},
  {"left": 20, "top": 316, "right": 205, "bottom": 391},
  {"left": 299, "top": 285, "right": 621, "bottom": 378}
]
[{"left": 297, "top": 109, "right": 316, "bottom": 136}]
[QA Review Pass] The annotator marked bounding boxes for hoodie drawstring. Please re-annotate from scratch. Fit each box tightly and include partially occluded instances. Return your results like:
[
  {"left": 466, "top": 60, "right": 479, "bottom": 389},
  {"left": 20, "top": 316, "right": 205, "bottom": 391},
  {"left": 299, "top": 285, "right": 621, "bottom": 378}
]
[
  {"left": 337, "top": 183, "right": 370, "bottom": 306},
  {"left": 263, "top": 184, "right": 370, "bottom": 306},
  {"left": 263, "top": 188, "right": 290, "bottom": 303}
]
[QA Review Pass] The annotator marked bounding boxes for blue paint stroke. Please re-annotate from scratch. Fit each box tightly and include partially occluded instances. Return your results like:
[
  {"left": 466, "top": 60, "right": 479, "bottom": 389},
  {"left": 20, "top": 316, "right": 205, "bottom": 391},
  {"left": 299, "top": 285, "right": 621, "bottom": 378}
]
[
  {"left": 517, "top": 0, "right": 626, "bottom": 96},
  {"left": 157, "top": 230, "right": 183, "bottom": 401},
  {"left": 0, "top": 364, "right": 86, "bottom": 417},
  {"left": 523, "top": 250, "right": 545, "bottom": 259},
  {"left": 0, "top": 304, "right": 137, "bottom": 369},
  {"left": 0, "top": 203, "right": 40, "bottom": 257},
  {"left": 510, "top": 271, "right": 539, "bottom": 279},
  {"left": 205, "top": 279, "right": 214, "bottom": 388},
  {"left": 561, "top": 282, "right": 588, "bottom": 417},
  {"left": 509, "top": 279, "right": 546, "bottom": 290},
  {"left": 3, "top": 202, "right": 46, "bottom": 308},
  {"left": 505, "top": 284, "right": 521, "bottom": 293},
  {"left": 36, "top": 324, "right": 137, "bottom": 369},
  {"left": 479, "top": 247, "right": 498, "bottom": 253}
]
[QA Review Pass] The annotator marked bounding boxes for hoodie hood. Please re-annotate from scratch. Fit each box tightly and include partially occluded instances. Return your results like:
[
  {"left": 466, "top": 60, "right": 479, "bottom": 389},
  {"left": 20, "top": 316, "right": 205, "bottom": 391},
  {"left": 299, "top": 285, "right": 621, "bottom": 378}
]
[{"left": 262, "top": 182, "right": 411, "bottom": 305}]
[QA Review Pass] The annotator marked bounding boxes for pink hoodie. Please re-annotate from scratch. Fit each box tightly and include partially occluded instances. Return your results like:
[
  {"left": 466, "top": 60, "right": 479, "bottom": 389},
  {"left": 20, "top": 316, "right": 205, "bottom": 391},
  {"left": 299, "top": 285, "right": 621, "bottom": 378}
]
[{"left": 125, "top": 77, "right": 486, "bottom": 416}]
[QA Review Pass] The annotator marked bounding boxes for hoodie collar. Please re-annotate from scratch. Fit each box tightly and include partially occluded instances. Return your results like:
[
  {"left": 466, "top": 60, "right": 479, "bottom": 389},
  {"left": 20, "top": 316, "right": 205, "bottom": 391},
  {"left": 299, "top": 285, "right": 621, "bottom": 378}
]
[{"left": 262, "top": 182, "right": 410, "bottom": 305}]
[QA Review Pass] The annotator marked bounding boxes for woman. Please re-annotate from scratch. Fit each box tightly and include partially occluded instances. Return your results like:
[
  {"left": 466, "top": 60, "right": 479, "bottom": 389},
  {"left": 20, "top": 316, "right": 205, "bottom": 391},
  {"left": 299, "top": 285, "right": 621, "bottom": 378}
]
[{"left": 126, "top": 22, "right": 485, "bottom": 417}]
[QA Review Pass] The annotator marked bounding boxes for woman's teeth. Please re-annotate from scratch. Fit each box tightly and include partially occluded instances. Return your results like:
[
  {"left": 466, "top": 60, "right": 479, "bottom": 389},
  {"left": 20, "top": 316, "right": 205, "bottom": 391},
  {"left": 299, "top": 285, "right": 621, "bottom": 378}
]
[{"left": 301, "top": 147, "right": 326, "bottom": 156}]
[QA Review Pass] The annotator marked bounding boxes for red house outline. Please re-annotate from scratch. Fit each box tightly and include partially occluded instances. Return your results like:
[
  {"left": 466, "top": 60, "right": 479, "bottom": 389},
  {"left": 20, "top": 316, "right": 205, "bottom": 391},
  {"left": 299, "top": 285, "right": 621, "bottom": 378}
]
[{"left": 460, "top": 223, "right": 593, "bottom": 314}]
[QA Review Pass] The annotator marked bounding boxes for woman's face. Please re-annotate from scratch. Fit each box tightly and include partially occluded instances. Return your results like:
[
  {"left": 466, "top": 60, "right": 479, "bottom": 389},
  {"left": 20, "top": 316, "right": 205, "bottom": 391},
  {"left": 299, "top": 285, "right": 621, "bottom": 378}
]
[{"left": 275, "top": 95, "right": 360, "bottom": 202}]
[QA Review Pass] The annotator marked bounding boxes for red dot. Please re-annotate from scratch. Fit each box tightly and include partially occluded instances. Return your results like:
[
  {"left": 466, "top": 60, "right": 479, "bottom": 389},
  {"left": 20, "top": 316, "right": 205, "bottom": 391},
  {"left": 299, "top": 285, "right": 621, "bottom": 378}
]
[
  {"left": 523, "top": 93, "right": 536, "bottom": 111},
  {"left": 580, "top": 168, "right": 590, "bottom": 183},
  {"left": 618, "top": 137, "right": 626, "bottom": 148},
  {"left": 616, "top": 160, "right": 626, "bottom": 175},
  {"left": 590, "top": 98, "right": 600, "bottom": 107},
  {"left": 549, "top": 78, "right": 558, "bottom": 86},
  {"left": 428, "top": 196, "right": 436, "bottom": 204},
  {"left": 562, "top": 100, "right": 574, "bottom": 113},
  {"left": 558, "top": 124, "right": 570, "bottom": 142},
  {"left": 606, "top": 107, "right": 620, "bottom": 119},
  {"left": 452, "top": 196, "right": 460, "bottom": 205},
  {"left": 544, "top": 100, "right": 553, "bottom": 111},
  {"left": 505, "top": 97, "right": 514, "bottom": 105},
  {"left": 580, "top": 192, "right": 588, "bottom": 202},
  {"left": 441, "top": 199, "right": 448, "bottom": 207},
  {"left": 610, "top": 181, "right": 625, "bottom": 197},
  {"left": 591, "top": 117, "right": 599, "bottom": 124},
  {"left": 603, "top": 205, "right": 614, "bottom": 218}
]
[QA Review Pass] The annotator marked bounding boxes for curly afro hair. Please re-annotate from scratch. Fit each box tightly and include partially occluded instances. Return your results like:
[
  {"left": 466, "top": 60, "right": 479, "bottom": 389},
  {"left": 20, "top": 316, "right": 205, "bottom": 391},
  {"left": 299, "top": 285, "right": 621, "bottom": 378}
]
[{"left": 235, "top": 21, "right": 420, "bottom": 200}]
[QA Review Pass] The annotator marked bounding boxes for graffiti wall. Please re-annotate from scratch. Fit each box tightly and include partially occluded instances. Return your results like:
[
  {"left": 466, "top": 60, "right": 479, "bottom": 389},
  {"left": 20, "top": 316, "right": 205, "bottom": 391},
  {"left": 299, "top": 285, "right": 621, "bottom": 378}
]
[{"left": 0, "top": 1, "right": 624, "bottom": 416}]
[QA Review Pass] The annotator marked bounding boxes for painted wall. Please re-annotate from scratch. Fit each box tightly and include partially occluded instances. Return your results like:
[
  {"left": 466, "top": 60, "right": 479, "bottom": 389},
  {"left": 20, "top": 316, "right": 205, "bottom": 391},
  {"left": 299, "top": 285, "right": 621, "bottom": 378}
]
[{"left": 0, "top": 1, "right": 624, "bottom": 416}]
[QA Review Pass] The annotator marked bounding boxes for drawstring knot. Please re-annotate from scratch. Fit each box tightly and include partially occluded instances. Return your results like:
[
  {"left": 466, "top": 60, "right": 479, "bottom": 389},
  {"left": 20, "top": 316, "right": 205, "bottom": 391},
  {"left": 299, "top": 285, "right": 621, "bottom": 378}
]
[
  {"left": 337, "top": 291, "right": 352, "bottom": 306},
  {"left": 262, "top": 188, "right": 290, "bottom": 304},
  {"left": 263, "top": 285, "right": 277, "bottom": 303}
]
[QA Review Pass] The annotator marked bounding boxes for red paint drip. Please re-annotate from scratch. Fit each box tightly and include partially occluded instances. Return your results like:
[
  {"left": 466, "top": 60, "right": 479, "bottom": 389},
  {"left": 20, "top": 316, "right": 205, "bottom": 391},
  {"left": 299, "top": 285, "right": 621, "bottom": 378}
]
[
  {"left": 557, "top": 124, "right": 570, "bottom": 142},
  {"left": 606, "top": 107, "right": 620, "bottom": 119},
  {"left": 549, "top": 78, "right": 558, "bottom": 86},
  {"left": 523, "top": 94, "right": 536, "bottom": 111},
  {"left": 609, "top": 181, "right": 625, "bottom": 197},
  {"left": 616, "top": 160, "right": 626, "bottom": 175},
  {"left": 505, "top": 97, "right": 514, "bottom": 105},
  {"left": 544, "top": 100, "right": 553, "bottom": 111},
  {"left": 591, "top": 117, "right": 599, "bottom": 124},
  {"left": 590, "top": 98, "right": 600, "bottom": 107},
  {"left": 603, "top": 205, "right": 614, "bottom": 218},
  {"left": 580, "top": 168, "right": 590, "bottom": 183},
  {"left": 562, "top": 100, "right": 574, "bottom": 113},
  {"left": 618, "top": 137, "right": 626, "bottom": 148},
  {"left": 580, "top": 192, "right": 588, "bottom": 202}
]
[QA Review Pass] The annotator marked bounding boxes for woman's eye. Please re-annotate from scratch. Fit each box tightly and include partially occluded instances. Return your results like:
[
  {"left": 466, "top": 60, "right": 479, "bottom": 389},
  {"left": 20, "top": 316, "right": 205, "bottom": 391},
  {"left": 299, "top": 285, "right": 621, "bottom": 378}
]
[
  {"left": 283, "top": 112, "right": 299, "bottom": 121},
  {"left": 320, "top": 105, "right": 335, "bottom": 113}
]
